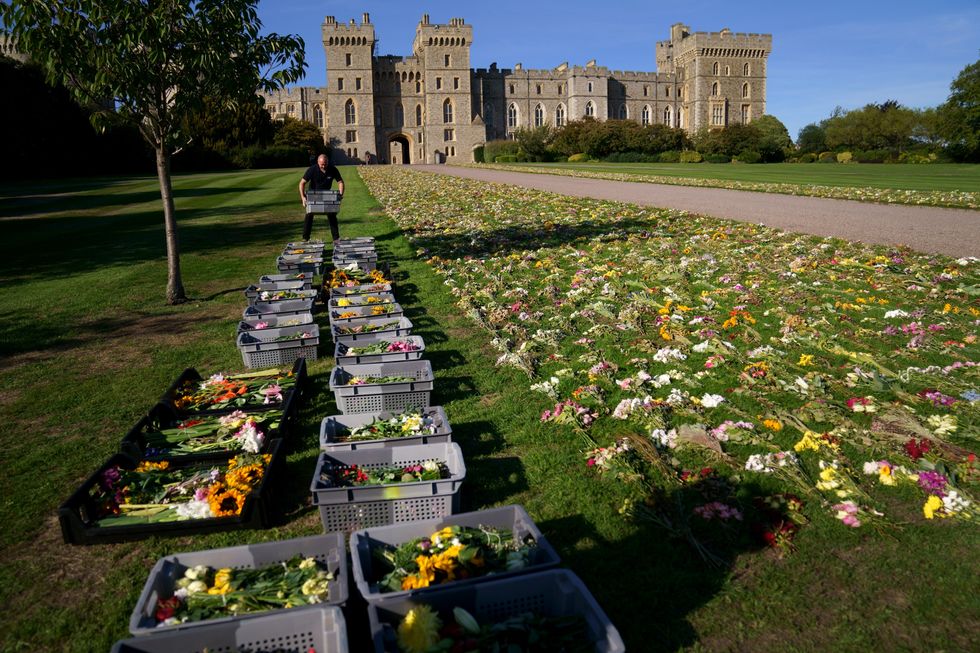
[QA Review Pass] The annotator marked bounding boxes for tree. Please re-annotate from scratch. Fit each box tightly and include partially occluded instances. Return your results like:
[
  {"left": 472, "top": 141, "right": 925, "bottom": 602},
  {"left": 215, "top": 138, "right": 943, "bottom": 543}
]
[
  {"left": 796, "top": 123, "right": 827, "bottom": 154},
  {"left": 273, "top": 116, "right": 325, "bottom": 154},
  {"left": 2, "top": 0, "right": 305, "bottom": 303},
  {"left": 185, "top": 95, "right": 276, "bottom": 152},
  {"left": 938, "top": 58, "right": 980, "bottom": 161},
  {"left": 752, "top": 114, "right": 791, "bottom": 161},
  {"left": 513, "top": 125, "right": 554, "bottom": 161}
]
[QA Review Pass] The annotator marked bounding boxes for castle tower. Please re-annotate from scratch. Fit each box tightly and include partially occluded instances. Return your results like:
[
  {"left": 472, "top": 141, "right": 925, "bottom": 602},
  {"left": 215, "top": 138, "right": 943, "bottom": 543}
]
[{"left": 323, "top": 14, "right": 376, "bottom": 162}]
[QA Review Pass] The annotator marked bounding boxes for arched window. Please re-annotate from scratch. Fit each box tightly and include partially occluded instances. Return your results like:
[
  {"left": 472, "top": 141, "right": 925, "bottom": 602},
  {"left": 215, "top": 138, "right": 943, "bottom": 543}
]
[
  {"left": 555, "top": 104, "right": 565, "bottom": 128},
  {"left": 374, "top": 104, "right": 381, "bottom": 127},
  {"left": 313, "top": 105, "right": 323, "bottom": 128},
  {"left": 725, "top": 65, "right": 730, "bottom": 76},
  {"left": 484, "top": 103, "right": 494, "bottom": 126},
  {"left": 443, "top": 98, "right": 453, "bottom": 124},
  {"left": 618, "top": 104, "right": 628, "bottom": 120},
  {"left": 509, "top": 84, "right": 515, "bottom": 94},
  {"left": 743, "top": 62, "right": 750, "bottom": 76},
  {"left": 287, "top": 104, "right": 294, "bottom": 114},
  {"left": 663, "top": 106, "right": 672, "bottom": 126},
  {"left": 416, "top": 104, "right": 423, "bottom": 126},
  {"left": 641, "top": 105, "right": 651, "bottom": 126},
  {"left": 345, "top": 99, "right": 356, "bottom": 125},
  {"left": 643, "top": 85, "right": 649, "bottom": 97},
  {"left": 711, "top": 82, "right": 719, "bottom": 96},
  {"left": 416, "top": 81, "right": 421, "bottom": 93},
  {"left": 742, "top": 83, "right": 750, "bottom": 98},
  {"left": 534, "top": 104, "right": 544, "bottom": 127},
  {"left": 585, "top": 101, "right": 594, "bottom": 117},
  {"left": 712, "top": 62, "right": 719, "bottom": 75},
  {"left": 507, "top": 103, "right": 518, "bottom": 129}
]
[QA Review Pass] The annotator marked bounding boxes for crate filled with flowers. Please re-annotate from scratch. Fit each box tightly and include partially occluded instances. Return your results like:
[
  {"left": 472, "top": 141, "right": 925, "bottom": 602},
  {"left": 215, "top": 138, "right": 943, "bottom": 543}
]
[
  {"left": 58, "top": 440, "right": 283, "bottom": 544},
  {"left": 326, "top": 266, "right": 391, "bottom": 292},
  {"left": 334, "top": 336, "right": 425, "bottom": 366},
  {"left": 237, "top": 324, "right": 320, "bottom": 368},
  {"left": 160, "top": 359, "right": 306, "bottom": 419},
  {"left": 367, "top": 569, "right": 624, "bottom": 653},
  {"left": 349, "top": 505, "right": 560, "bottom": 604},
  {"left": 320, "top": 406, "right": 451, "bottom": 451},
  {"left": 259, "top": 271, "right": 316, "bottom": 290},
  {"left": 310, "top": 442, "right": 465, "bottom": 533},
  {"left": 329, "top": 360, "right": 433, "bottom": 414},
  {"left": 327, "top": 292, "right": 397, "bottom": 311},
  {"left": 329, "top": 282, "right": 393, "bottom": 299},
  {"left": 329, "top": 303, "right": 405, "bottom": 327},
  {"left": 238, "top": 311, "right": 314, "bottom": 334},
  {"left": 128, "top": 532, "right": 347, "bottom": 635},
  {"left": 332, "top": 251, "right": 378, "bottom": 273},
  {"left": 331, "top": 317, "right": 413, "bottom": 346}
]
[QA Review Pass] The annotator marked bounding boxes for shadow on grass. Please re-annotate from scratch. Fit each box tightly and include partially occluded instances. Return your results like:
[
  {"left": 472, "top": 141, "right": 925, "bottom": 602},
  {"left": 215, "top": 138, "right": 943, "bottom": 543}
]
[
  {"left": 0, "top": 186, "right": 260, "bottom": 219},
  {"left": 459, "top": 455, "right": 528, "bottom": 511},
  {"left": 434, "top": 374, "right": 478, "bottom": 405}
]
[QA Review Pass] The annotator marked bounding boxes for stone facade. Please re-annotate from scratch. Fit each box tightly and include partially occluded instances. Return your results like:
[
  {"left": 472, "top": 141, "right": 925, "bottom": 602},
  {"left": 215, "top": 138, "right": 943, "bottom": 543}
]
[{"left": 260, "top": 14, "right": 771, "bottom": 164}]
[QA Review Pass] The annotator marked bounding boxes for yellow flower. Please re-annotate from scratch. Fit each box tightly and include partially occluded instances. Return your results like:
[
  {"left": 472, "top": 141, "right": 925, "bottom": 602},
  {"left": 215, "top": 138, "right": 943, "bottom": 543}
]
[
  {"left": 878, "top": 464, "right": 896, "bottom": 486},
  {"left": 336, "top": 298, "right": 351, "bottom": 307},
  {"left": 659, "top": 324, "right": 672, "bottom": 341},
  {"left": 798, "top": 354, "right": 814, "bottom": 367},
  {"left": 397, "top": 605, "right": 443, "bottom": 653},
  {"left": 923, "top": 495, "right": 943, "bottom": 520},
  {"left": 819, "top": 467, "right": 836, "bottom": 482},
  {"left": 762, "top": 418, "right": 782, "bottom": 432},
  {"left": 207, "top": 568, "right": 233, "bottom": 595},
  {"left": 793, "top": 432, "right": 821, "bottom": 452}
]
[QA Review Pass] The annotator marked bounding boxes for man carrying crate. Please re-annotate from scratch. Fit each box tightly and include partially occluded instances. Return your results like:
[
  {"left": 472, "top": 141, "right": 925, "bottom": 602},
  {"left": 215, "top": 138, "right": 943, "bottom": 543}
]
[{"left": 299, "top": 153, "right": 345, "bottom": 241}]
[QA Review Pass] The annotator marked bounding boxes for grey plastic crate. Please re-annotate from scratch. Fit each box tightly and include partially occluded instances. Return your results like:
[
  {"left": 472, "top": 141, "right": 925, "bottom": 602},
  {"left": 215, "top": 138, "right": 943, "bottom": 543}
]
[
  {"left": 237, "top": 324, "right": 319, "bottom": 368},
  {"left": 277, "top": 254, "right": 324, "bottom": 276},
  {"left": 334, "top": 237, "right": 374, "bottom": 247},
  {"left": 367, "top": 570, "right": 624, "bottom": 653},
  {"left": 331, "top": 316, "right": 413, "bottom": 346},
  {"left": 330, "top": 282, "right": 393, "bottom": 298},
  {"left": 320, "top": 406, "right": 451, "bottom": 450},
  {"left": 350, "top": 505, "right": 560, "bottom": 604},
  {"left": 238, "top": 312, "right": 314, "bottom": 334},
  {"left": 327, "top": 293, "right": 397, "bottom": 310},
  {"left": 113, "top": 606, "right": 348, "bottom": 653},
  {"left": 285, "top": 240, "right": 327, "bottom": 251},
  {"left": 329, "top": 360, "right": 433, "bottom": 414},
  {"left": 329, "top": 303, "right": 404, "bottom": 327},
  {"left": 306, "top": 190, "right": 341, "bottom": 214},
  {"left": 247, "top": 288, "right": 319, "bottom": 308},
  {"left": 244, "top": 299, "right": 317, "bottom": 320},
  {"left": 334, "top": 335, "right": 425, "bottom": 366},
  {"left": 129, "top": 532, "right": 348, "bottom": 635},
  {"left": 332, "top": 252, "right": 378, "bottom": 273},
  {"left": 245, "top": 280, "right": 308, "bottom": 301},
  {"left": 260, "top": 272, "right": 315, "bottom": 290},
  {"left": 310, "top": 442, "right": 465, "bottom": 533}
]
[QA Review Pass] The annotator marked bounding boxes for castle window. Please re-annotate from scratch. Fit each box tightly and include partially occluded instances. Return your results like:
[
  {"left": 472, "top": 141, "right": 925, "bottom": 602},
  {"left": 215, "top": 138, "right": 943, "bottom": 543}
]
[
  {"left": 742, "top": 83, "right": 750, "bottom": 98},
  {"left": 419, "top": 131, "right": 423, "bottom": 144},
  {"left": 741, "top": 104, "right": 751, "bottom": 123},
  {"left": 443, "top": 98, "right": 453, "bottom": 124},
  {"left": 454, "top": 77, "right": 459, "bottom": 90},
  {"left": 743, "top": 62, "right": 750, "bottom": 76},
  {"left": 445, "top": 54, "right": 450, "bottom": 67},
  {"left": 436, "top": 77, "right": 442, "bottom": 90},
  {"left": 725, "top": 65, "right": 730, "bottom": 76},
  {"left": 555, "top": 104, "right": 565, "bottom": 127},
  {"left": 395, "top": 103, "right": 404, "bottom": 127},
  {"left": 356, "top": 77, "right": 362, "bottom": 90},
  {"left": 451, "top": 146, "right": 455, "bottom": 156},
  {"left": 643, "top": 85, "right": 648, "bottom": 97},
  {"left": 558, "top": 84, "right": 563, "bottom": 94},
  {"left": 287, "top": 104, "right": 294, "bottom": 114},
  {"left": 711, "top": 82, "right": 719, "bottom": 96},
  {"left": 374, "top": 104, "right": 382, "bottom": 126},
  {"left": 345, "top": 53, "right": 352, "bottom": 66},
  {"left": 394, "top": 81, "right": 400, "bottom": 93},
  {"left": 509, "top": 84, "right": 515, "bottom": 94},
  {"left": 618, "top": 104, "right": 627, "bottom": 120},
  {"left": 484, "top": 103, "right": 494, "bottom": 126},
  {"left": 534, "top": 103, "right": 544, "bottom": 127},
  {"left": 641, "top": 105, "right": 650, "bottom": 126},
  {"left": 444, "top": 128, "right": 455, "bottom": 141},
  {"left": 585, "top": 101, "right": 594, "bottom": 117},
  {"left": 416, "top": 81, "right": 421, "bottom": 93},
  {"left": 507, "top": 103, "right": 518, "bottom": 128},
  {"left": 664, "top": 106, "right": 672, "bottom": 126},
  {"left": 536, "top": 84, "right": 542, "bottom": 95},
  {"left": 313, "top": 105, "right": 323, "bottom": 128},
  {"left": 712, "top": 62, "right": 719, "bottom": 75},
  {"left": 416, "top": 104, "right": 423, "bottom": 126},
  {"left": 587, "top": 81, "right": 593, "bottom": 93},
  {"left": 345, "top": 129, "right": 357, "bottom": 143},
  {"left": 337, "top": 78, "right": 344, "bottom": 91},
  {"left": 345, "top": 99, "right": 356, "bottom": 125},
  {"left": 711, "top": 104, "right": 725, "bottom": 126}
]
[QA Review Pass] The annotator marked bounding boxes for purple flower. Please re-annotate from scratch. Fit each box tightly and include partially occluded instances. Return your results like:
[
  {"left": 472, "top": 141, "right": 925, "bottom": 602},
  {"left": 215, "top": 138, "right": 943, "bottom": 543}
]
[{"left": 917, "top": 471, "right": 948, "bottom": 496}]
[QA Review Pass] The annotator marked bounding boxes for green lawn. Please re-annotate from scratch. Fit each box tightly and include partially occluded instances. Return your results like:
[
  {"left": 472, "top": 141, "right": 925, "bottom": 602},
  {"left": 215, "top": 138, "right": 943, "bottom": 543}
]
[
  {"left": 0, "top": 167, "right": 977, "bottom": 652},
  {"left": 508, "top": 161, "right": 980, "bottom": 192}
]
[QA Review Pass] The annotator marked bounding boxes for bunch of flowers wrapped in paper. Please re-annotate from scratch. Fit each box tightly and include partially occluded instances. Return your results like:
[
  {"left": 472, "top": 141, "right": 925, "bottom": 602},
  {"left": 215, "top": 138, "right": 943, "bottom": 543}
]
[
  {"left": 343, "top": 408, "right": 441, "bottom": 442},
  {"left": 373, "top": 525, "right": 539, "bottom": 593},
  {"left": 328, "top": 267, "right": 390, "bottom": 288},
  {"left": 141, "top": 410, "right": 279, "bottom": 456},
  {"left": 153, "top": 556, "right": 333, "bottom": 627},
  {"left": 172, "top": 368, "right": 297, "bottom": 412},
  {"left": 395, "top": 604, "right": 590, "bottom": 653},
  {"left": 323, "top": 460, "right": 446, "bottom": 487},
  {"left": 90, "top": 452, "right": 272, "bottom": 525}
]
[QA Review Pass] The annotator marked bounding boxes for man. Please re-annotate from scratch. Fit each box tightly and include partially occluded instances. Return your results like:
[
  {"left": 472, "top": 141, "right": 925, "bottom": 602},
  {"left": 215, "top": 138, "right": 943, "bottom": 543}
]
[{"left": 299, "top": 153, "right": 345, "bottom": 241}]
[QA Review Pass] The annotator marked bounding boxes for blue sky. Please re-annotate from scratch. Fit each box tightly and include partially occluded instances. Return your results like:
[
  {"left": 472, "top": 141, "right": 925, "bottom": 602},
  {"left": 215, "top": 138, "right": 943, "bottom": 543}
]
[{"left": 257, "top": 0, "right": 980, "bottom": 140}]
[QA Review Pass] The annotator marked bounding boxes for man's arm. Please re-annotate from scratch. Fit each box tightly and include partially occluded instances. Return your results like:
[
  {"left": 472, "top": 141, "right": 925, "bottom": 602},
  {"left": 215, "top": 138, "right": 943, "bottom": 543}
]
[
  {"left": 337, "top": 180, "right": 345, "bottom": 198},
  {"left": 298, "top": 178, "right": 307, "bottom": 205}
]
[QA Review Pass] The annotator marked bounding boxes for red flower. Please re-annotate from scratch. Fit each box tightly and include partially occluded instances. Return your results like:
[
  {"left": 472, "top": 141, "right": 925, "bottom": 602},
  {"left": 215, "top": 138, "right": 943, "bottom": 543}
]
[{"left": 155, "top": 597, "right": 181, "bottom": 623}]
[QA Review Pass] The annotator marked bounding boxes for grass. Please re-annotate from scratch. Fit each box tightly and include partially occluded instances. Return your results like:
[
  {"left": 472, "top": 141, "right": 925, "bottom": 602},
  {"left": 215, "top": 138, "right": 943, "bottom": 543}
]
[
  {"left": 504, "top": 161, "right": 980, "bottom": 192},
  {"left": 0, "top": 167, "right": 978, "bottom": 652}
]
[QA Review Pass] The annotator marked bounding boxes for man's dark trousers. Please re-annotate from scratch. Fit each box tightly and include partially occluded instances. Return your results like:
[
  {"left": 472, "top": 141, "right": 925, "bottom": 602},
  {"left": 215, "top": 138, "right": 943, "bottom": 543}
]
[{"left": 303, "top": 211, "right": 340, "bottom": 241}]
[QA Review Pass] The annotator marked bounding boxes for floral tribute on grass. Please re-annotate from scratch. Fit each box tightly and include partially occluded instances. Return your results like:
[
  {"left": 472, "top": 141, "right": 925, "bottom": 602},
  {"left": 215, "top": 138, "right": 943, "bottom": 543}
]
[
  {"left": 172, "top": 368, "right": 298, "bottom": 413},
  {"left": 343, "top": 408, "right": 442, "bottom": 442},
  {"left": 153, "top": 556, "right": 333, "bottom": 627},
  {"left": 328, "top": 267, "right": 390, "bottom": 288},
  {"left": 142, "top": 410, "right": 279, "bottom": 456},
  {"left": 323, "top": 460, "right": 447, "bottom": 487},
  {"left": 396, "top": 605, "right": 589, "bottom": 653},
  {"left": 361, "top": 166, "right": 980, "bottom": 561},
  {"left": 91, "top": 453, "right": 272, "bottom": 526},
  {"left": 472, "top": 162, "right": 980, "bottom": 210},
  {"left": 373, "top": 525, "right": 539, "bottom": 593}
]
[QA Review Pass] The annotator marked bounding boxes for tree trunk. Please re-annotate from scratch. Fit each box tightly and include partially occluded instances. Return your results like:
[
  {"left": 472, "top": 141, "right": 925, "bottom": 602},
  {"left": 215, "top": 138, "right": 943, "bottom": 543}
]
[{"left": 155, "top": 146, "right": 186, "bottom": 304}]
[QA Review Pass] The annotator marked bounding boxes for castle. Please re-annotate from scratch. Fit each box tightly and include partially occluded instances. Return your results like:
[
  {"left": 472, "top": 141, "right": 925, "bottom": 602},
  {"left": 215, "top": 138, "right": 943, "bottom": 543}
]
[{"left": 260, "top": 14, "right": 772, "bottom": 165}]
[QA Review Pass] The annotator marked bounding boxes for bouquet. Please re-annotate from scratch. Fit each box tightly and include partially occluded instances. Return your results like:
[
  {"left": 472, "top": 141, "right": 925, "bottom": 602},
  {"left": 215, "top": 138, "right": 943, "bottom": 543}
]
[
  {"left": 172, "top": 368, "right": 298, "bottom": 413},
  {"left": 141, "top": 410, "right": 279, "bottom": 456},
  {"left": 323, "top": 460, "right": 446, "bottom": 488},
  {"left": 343, "top": 408, "right": 441, "bottom": 442}
]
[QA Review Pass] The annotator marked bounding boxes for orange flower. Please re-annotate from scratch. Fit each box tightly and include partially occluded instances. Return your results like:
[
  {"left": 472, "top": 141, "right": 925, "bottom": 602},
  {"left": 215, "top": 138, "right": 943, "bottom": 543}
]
[{"left": 208, "top": 484, "right": 247, "bottom": 517}]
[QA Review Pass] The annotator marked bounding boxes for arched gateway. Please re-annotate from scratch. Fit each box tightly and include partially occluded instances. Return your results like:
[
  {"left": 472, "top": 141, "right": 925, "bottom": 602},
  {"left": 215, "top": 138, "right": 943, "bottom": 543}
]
[{"left": 388, "top": 133, "right": 412, "bottom": 164}]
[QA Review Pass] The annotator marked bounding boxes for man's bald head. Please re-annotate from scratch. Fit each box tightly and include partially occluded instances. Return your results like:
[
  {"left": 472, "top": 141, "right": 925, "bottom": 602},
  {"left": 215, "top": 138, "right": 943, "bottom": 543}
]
[{"left": 317, "top": 154, "right": 329, "bottom": 168}]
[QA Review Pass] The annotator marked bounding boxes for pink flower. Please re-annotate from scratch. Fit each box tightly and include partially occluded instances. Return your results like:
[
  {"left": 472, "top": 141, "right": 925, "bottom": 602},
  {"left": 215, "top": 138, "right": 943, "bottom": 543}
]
[{"left": 255, "top": 322, "right": 269, "bottom": 329}]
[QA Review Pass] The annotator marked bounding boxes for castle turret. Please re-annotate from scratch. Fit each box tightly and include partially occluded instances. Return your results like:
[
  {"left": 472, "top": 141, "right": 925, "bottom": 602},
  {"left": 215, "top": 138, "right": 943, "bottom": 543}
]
[{"left": 323, "top": 14, "right": 377, "bottom": 162}]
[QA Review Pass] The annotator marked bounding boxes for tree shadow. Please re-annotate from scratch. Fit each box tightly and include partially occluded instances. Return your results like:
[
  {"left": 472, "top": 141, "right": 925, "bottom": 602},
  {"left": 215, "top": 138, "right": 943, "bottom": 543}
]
[
  {"left": 434, "top": 374, "right": 478, "bottom": 405},
  {"left": 424, "top": 348, "right": 467, "bottom": 371},
  {"left": 458, "top": 455, "right": 528, "bottom": 512},
  {"left": 450, "top": 419, "right": 505, "bottom": 457}
]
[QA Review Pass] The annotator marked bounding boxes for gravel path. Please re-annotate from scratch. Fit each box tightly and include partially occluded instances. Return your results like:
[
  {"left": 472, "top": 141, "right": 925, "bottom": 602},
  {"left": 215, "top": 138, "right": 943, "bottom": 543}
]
[{"left": 414, "top": 165, "right": 979, "bottom": 258}]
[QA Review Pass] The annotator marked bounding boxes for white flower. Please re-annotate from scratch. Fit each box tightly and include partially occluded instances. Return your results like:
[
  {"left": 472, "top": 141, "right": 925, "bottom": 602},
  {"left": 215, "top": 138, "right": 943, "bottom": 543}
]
[
  {"left": 422, "top": 460, "right": 440, "bottom": 472},
  {"left": 651, "top": 428, "right": 677, "bottom": 449},
  {"left": 185, "top": 565, "right": 210, "bottom": 580},
  {"left": 650, "top": 373, "right": 672, "bottom": 388},
  {"left": 186, "top": 580, "right": 208, "bottom": 594},
  {"left": 175, "top": 499, "right": 213, "bottom": 520},
  {"left": 234, "top": 420, "right": 265, "bottom": 453},
  {"left": 665, "top": 388, "right": 688, "bottom": 406},
  {"left": 943, "top": 490, "right": 970, "bottom": 513},
  {"left": 795, "top": 377, "right": 810, "bottom": 391},
  {"left": 883, "top": 309, "right": 909, "bottom": 319},
  {"left": 653, "top": 347, "right": 687, "bottom": 363},
  {"left": 744, "top": 454, "right": 769, "bottom": 473},
  {"left": 692, "top": 340, "right": 711, "bottom": 353},
  {"left": 862, "top": 461, "right": 880, "bottom": 475},
  {"left": 700, "top": 394, "right": 725, "bottom": 408},
  {"left": 927, "top": 414, "right": 957, "bottom": 435}
]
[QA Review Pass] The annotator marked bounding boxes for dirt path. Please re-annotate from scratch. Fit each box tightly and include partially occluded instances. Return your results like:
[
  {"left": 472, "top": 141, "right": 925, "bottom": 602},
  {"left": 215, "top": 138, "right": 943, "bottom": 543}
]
[{"left": 414, "top": 165, "right": 979, "bottom": 258}]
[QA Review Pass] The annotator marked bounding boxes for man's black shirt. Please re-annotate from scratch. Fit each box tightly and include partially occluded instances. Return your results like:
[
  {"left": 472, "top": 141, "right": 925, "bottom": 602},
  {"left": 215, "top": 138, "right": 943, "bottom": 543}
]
[{"left": 302, "top": 163, "right": 343, "bottom": 190}]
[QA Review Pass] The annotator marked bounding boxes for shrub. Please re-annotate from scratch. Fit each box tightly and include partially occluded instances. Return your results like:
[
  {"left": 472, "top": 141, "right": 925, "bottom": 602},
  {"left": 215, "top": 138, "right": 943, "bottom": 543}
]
[
  {"left": 552, "top": 155, "right": 568, "bottom": 162},
  {"left": 798, "top": 153, "right": 818, "bottom": 163},
  {"left": 484, "top": 139, "right": 520, "bottom": 163},
  {"left": 568, "top": 153, "right": 591, "bottom": 162},
  {"left": 680, "top": 150, "right": 703, "bottom": 163},
  {"left": 473, "top": 146, "right": 485, "bottom": 163},
  {"left": 898, "top": 151, "right": 937, "bottom": 164},
  {"left": 836, "top": 151, "right": 854, "bottom": 163},
  {"left": 495, "top": 154, "right": 518, "bottom": 163},
  {"left": 852, "top": 149, "right": 890, "bottom": 163},
  {"left": 818, "top": 151, "right": 837, "bottom": 162},
  {"left": 703, "top": 153, "right": 731, "bottom": 163},
  {"left": 658, "top": 150, "right": 680, "bottom": 162},
  {"left": 736, "top": 149, "right": 762, "bottom": 164}
]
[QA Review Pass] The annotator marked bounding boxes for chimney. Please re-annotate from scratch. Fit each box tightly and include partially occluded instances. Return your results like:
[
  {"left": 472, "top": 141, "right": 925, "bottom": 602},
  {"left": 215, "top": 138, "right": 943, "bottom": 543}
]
[
  {"left": 362, "top": 12, "right": 370, "bottom": 24},
  {"left": 422, "top": 13, "right": 429, "bottom": 25}
]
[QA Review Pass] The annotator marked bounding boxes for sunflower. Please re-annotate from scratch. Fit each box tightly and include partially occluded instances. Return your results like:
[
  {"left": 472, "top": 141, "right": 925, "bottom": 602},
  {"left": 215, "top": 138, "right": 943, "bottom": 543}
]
[
  {"left": 136, "top": 460, "right": 170, "bottom": 472},
  {"left": 225, "top": 464, "right": 265, "bottom": 492},
  {"left": 208, "top": 484, "right": 247, "bottom": 517}
]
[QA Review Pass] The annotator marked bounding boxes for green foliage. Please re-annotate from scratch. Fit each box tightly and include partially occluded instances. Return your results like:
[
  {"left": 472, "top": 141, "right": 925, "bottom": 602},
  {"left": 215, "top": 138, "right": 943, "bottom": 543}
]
[
  {"left": 696, "top": 124, "right": 768, "bottom": 160},
  {"left": 227, "top": 145, "right": 310, "bottom": 168},
  {"left": 605, "top": 152, "right": 660, "bottom": 163},
  {"left": 658, "top": 150, "right": 680, "bottom": 162},
  {"left": 272, "top": 116, "right": 324, "bottom": 154},
  {"left": 798, "top": 153, "right": 818, "bottom": 163},
  {"left": 568, "top": 153, "right": 591, "bottom": 162},
  {"left": 484, "top": 139, "right": 520, "bottom": 163},
  {"left": 680, "top": 150, "right": 703, "bottom": 163},
  {"left": 836, "top": 151, "right": 854, "bottom": 164},
  {"left": 473, "top": 146, "right": 485, "bottom": 163},
  {"left": 185, "top": 95, "right": 275, "bottom": 151},
  {"left": 796, "top": 123, "right": 827, "bottom": 154},
  {"left": 549, "top": 118, "right": 688, "bottom": 158},
  {"left": 937, "top": 58, "right": 980, "bottom": 161},
  {"left": 495, "top": 154, "right": 518, "bottom": 163},
  {"left": 851, "top": 149, "right": 892, "bottom": 163},
  {"left": 735, "top": 149, "right": 762, "bottom": 164},
  {"left": 514, "top": 125, "right": 555, "bottom": 162},
  {"left": 703, "top": 153, "right": 732, "bottom": 163},
  {"left": 818, "top": 151, "right": 837, "bottom": 162},
  {"left": 823, "top": 102, "right": 919, "bottom": 152}
]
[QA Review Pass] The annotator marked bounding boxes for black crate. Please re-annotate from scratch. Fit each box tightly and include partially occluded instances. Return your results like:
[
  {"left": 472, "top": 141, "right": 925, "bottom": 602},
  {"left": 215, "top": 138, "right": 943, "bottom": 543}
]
[{"left": 58, "top": 439, "right": 284, "bottom": 545}]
